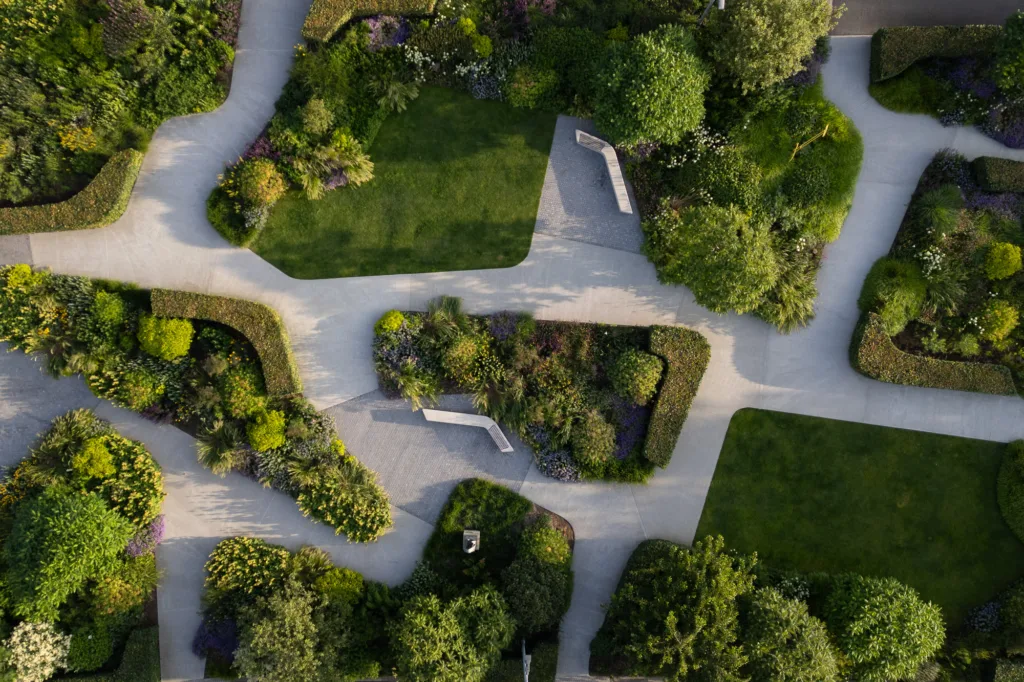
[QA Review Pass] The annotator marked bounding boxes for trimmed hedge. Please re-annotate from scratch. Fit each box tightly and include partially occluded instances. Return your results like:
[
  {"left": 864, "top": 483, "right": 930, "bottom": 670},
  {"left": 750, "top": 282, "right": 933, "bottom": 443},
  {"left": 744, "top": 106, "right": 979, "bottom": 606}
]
[
  {"left": 851, "top": 313, "right": 1017, "bottom": 396},
  {"left": 974, "top": 156, "right": 1024, "bottom": 193},
  {"left": 643, "top": 326, "right": 712, "bottom": 468},
  {"left": 150, "top": 289, "right": 302, "bottom": 396},
  {"left": 302, "top": 0, "right": 437, "bottom": 42},
  {"left": 0, "top": 150, "right": 143, "bottom": 235},
  {"left": 996, "top": 659, "right": 1024, "bottom": 682},
  {"left": 56, "top": 627, "right": 160, "bottom": 682},
  {"left": 870, "top": 25, "right": 1002, "bottom": 82},
  {"left": 998, "top": 441, "right": 1024, "bottom": 545}
]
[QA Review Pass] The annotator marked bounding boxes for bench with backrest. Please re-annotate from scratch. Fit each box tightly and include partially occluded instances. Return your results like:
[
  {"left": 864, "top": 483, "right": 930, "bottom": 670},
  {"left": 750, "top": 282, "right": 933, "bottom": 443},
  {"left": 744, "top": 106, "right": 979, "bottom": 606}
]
[
  {"left": 575, "top": 129, "right": 633, "bottom": 215},
  {"left": 422, "top": 409, "right": 514, "bottom": 453}
]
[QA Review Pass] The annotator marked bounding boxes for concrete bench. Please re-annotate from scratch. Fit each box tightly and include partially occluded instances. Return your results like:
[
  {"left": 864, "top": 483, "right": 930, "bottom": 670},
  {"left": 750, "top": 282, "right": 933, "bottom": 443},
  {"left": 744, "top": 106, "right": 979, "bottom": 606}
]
[
  {"left": 422, "top": 409, "right": 514, "bottom": 453},
  {"left": 575, "top": 129, "right": 633, "bottom": 215}
]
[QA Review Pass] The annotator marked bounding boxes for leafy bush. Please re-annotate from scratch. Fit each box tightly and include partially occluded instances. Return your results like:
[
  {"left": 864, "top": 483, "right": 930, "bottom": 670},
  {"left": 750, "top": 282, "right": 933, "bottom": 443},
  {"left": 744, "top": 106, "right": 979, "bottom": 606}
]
[
  {"left": 73, "top": 438, "right": 116, "bottom": 480},
  {"left": 137, "top": 314, "right": 194, "bottom": 361},
  {"left": 375, "top": 310, "right": 405, "bottom": 335},
  {"left": 501, "top": 557, "right": 572, "bottom": 635},
  {"left": 851, "top": 313, "right": 1017, "bottom": 395},
  {"left": 303, "top": 0, "right": 438, "bottom": 42},
  {"left": 218, "top": 363, "right": 268, "bottom": 418},
  {"left": 151, "top": 289, "right": 302, "bottom": 395},
  {"left": 996, "top": 659, "right": 1024, "bottom": 682},
  {"left": 707, "top": 0, "right": 840, "bottom": 92},
  {"left": 247, "top": 409, "right": 287, "bottom": 451},
  {"left": 4, "top": 621, "right": 70, "bottom": 682},
  {"left": 870, "top": 25, "right": 1003, "bottom": 82},
  {"left": 296, "top": 473, "right": 392, "bottom": 542},
  {"left": 742, "top": 587, "right": 839, "bottom": 682},
  {"left": 998, "top": 440, "right": 1024, "bottom": 544},
  {"left": 594, "top": 24, "right": 710, "bottom": 147},
  {"left": 858, "top": 257, "right": 928, "bottom": 335},
  {"left": 572, "top": 410, "right": 616, "bottom": 466},
  {"left": 504, "top": 65, "right": 560, "bottom": 110},
  {"left": 204, "top": 537, "right": 292, "bottom": 605},
  {"left": 643, "top": 326, "right": 711, "bottom": 468},
  {"left": 0, "top": 151, "right": 143, "bottom": 235},
  {"left": 974, "top": 156, "right": 1024, "bottom": 192},
  {"left": 610, "top": 349, "right": 663, "bottom": 406},
  {"left": 987, "top": 242, "right": 1023, "bottom": 280},
  {"left": 824, "top": 574, "right": 945, "bottom": 682},
  {"left": 234, "top": 580, "right": 319, "bottom": 682},
  {"left": 95, "top": 433, "right": 165, "bottom": 528},
  {"left": 994, "top": 11, "right": 1024, "bottom": 97},
  {"left": 1003, "top": 583, "right": 1024, "bottom": 637},
  {"left": 113, "top": 366, "right": 166, "bottom": 412},
  {"left": 66, "top": 622, "right": 113, "bottom": 673},
  {"left": 979, "top": 299, "right": 1019, "bottom": 342},
  {"left": 236, "top": 159, "right": 288, "bottom": 207}
]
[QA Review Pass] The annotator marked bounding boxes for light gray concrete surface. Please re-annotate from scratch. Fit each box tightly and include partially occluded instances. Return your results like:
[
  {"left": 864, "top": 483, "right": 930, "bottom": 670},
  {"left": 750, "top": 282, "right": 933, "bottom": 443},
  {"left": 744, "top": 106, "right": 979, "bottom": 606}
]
[{"left": 2, "top": 32, "right": 1024, "bottom": 682}]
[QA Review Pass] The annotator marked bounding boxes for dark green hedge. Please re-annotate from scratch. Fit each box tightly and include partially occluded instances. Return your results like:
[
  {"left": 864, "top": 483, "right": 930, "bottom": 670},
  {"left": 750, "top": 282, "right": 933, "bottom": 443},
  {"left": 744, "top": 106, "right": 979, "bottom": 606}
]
[
  {"left": 150, "top": 289, "right": 302, "bottom": 396},
  {"left": 302, "top": 0, "right": 437, "bottom": 42},
  {"left": 0, "top": 150, "right": 143, "bottom": 235},
  {"left": 851, "top": 313, "right": 1017, "bottom": 396},
  {"left": 485, "top": 642, "right": 557, "bottom": 682},
  {"left": 643, "top": 326, "right": 711, "bottom": 468},
  {"left": 974, "top": 156, "right": 1024, "bottom": 193},
  {"left": 998, "top": 441, "right": 1024, "bottom": 546},
  {"left": 870, "top": 25, "right": 1002, "bottom": 82},
  {"left": 56, "top": 627, "right": 160, "bottom": 682}
]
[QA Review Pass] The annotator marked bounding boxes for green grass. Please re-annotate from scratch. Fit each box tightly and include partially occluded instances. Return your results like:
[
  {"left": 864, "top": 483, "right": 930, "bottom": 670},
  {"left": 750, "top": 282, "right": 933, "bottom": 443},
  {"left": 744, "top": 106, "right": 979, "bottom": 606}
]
[
  {"left": 869, "top": 64, "right": 945, "bottom": 116},
  {"left": 696, "top": 408, "right": 1024, "bottom": 625},
  {"left": 253, "top": 87, "right": 557, "bottom": 279}
]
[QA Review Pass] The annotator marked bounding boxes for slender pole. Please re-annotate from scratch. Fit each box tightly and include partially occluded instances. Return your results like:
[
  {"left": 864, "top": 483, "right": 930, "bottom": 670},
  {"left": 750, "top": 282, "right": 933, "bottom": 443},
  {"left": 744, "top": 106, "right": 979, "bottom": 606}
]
[
  {"left": 698, "top": 0, "right": 725, "bottom": 26},
  {"left": 522, "top": 639, "right": 531, "bottom": 682}
]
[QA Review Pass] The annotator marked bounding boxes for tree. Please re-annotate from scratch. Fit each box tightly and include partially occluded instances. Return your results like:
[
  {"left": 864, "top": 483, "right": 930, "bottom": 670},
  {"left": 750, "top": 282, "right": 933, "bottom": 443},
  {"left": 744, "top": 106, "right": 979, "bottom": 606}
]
[
  {"left": 824, "top": 575, "right": 945, "bottom": 682},
  {"left": 234, "top": 580, "right": 319, "bottom": 682},
  {"left": 707, "top": 0, "right": 842, "bottom": 92},
  {"left": 742, "top": 587, "right": 839, "bottom": 682},
  {"left": 594, "top": 24, "right": 710, "bottom": 147},
  {"left": 643, "top": 203, "right": 779, "bottom": 315},
  {"left": 501, "top": 557, "right": 572, "bottom": 635},
  {"left": 391, "top": 586, "right": 515, "bottom": 682},
  {"left": 595, "top": 536, "right": 756, "bottom": 681},
  {"left": 4, "top": 486, "right": 134, "bottom": 620}
]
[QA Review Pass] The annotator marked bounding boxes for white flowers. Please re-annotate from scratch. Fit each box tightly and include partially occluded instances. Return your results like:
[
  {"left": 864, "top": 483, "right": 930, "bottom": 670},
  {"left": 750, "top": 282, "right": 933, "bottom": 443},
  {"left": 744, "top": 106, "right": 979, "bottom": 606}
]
[
  {"left": 5, "top": 621, "right": 71, "bottom": 682},
  {"left": 919, "top": 245, "right": 945, "bottom": 277}
]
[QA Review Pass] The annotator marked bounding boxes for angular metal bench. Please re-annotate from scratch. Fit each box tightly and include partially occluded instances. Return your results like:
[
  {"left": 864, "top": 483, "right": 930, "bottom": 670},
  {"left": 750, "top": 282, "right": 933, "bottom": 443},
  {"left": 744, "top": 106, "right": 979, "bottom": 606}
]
[
  {"left": 422, "top": 409, "right": 514, "bottom": 453},
  {"left": 575, "top": 129, "right": 633, "bottom": 215}
]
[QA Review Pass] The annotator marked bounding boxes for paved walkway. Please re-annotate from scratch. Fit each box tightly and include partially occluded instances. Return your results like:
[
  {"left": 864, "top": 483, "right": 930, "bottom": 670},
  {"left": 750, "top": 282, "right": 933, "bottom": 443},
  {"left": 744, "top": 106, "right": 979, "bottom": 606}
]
[{"left": 0, "top": 5, "right": 1023, "bottom": 676}]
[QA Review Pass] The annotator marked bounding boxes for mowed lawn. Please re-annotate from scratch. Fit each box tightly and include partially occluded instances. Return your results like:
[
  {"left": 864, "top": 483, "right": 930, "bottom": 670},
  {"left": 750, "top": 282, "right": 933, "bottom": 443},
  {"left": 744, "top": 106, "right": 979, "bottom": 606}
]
[
  {"left": 253, "top": 86, "right": 557, "bottom": 279},
  {"left": 696, "top": 408, "right": 1024, "bottom": 624}
]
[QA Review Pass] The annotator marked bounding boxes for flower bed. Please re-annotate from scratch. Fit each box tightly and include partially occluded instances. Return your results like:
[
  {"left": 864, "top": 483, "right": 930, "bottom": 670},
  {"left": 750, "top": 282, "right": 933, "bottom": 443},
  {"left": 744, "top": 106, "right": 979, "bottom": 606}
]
[
  {"left": 0, "top": 409, "right": 164, "bottom": 680},
  {"left": 0, "top": 265, "right": 391, "bottom": 541},
  {"left": 303, "top": 0, "right": 438, "bottom": 42},
  {"left": 372, "top": 297, "right": 710, "bottom": 482},
  {"left": 851, "top": 151, "right": 1024, "bottom": 398},
  {"left": 194, "top": 478, "right": 571, "bottom": 682},
  {"left": 975, "top": 156, "right": 1024, "bottom": 193}
]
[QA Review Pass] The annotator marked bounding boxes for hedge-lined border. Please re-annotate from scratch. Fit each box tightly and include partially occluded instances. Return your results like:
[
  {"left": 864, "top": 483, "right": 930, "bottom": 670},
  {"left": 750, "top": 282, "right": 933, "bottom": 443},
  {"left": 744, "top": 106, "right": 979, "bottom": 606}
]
[
  {"left": 56, "top": 627, "right": 160, "bottom": 682},
  {"left": 998, "top": 441, "right": 1024, "bottom": 546},
  {"left": 974, "top": 156, "right": 1024, "bottom": 193},
  {"left": 151, "top": 289, "right": 302, "bottom": 396},
  {"left": 302, "top": 0, "right": 437, "bottom": 42},
  {"left": 851, "top": 313, "right": 1018, "bottom": 396},
  {"left": 643, "top": 326, "right": 712, "bottom": 468},
  {"left": 996, "top": 658, "right": 1024, "bottom": 682},
  {"left": 870, "top": 25, "right": 1002, "bottom": 83},
  {"left": 0, "top": 150, "right": 144, "bottom": 235}
]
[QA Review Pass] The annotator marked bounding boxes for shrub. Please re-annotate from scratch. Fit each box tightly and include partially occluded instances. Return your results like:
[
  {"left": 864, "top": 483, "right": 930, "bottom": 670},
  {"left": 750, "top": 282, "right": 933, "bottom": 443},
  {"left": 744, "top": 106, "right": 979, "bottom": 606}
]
[
  {"left": 979, "top": 299, "right": 1019, "bottom": 342},
  {"left": 609, "top": 348, "right": 664, "bottom": 406},
  {"left": 234, "top": 580, "right": 319, "bottom": 682},
  {"left": 743, "top": 587, "right": 839, "bottom": 682},
  {"left": 996, "top": 659, "right": 1024, "bottom": 682},
  {"left": 296, "top": 474, "right": 392, "bottom": 542},
  {"left": 302, "top": 0, "right": 438, "bottom": 42},
  {"left": 851, "top": 313, "right": 1017, "bottom": 395},
  {"left": 974, "top": 156, "right": 1024, "bottom": 192},
  {"left": 219, "top": 363, "right": 268, "bottom": 418},
  {"left": 594, "top": 24, "right": 710, "bottom": 147},
  {"left": 136, "top": 314, "right": 194, "bottom": 361},
  {"left": 707, "top": 0, "right": 840, "bottom": 92},
  {"left": 870, "top": 25, "right": 1003, "bottom": 82},
  {"left": 247, "top": 409, "right": 287, "bottom": 451},
  {"left": 375, "top": 310, "right": 405, "bottom": 335},
  {"left": 91, "top": 291, "right": 126, "bottom": 338},
  {"left": 504, "top": 64, "right": 559, "bottom": 110},
  {"left": 518, "top": 517, "right": 572, "bottom": 567},
  {"left": 4, "top": 621, "right": 71, "bottom": 682},
  {"left": 92, "top": 554, "right": 160, "bottom": 617},
  {"left": 1003, "top": 583, "right": 1024, "bottom": 636},
  {"left": 4, "top": 487, "right": 135, "bottom": 621},
  {"left": 572, "top": 410, "right": 616, "bottom": 466},
  {"left": 109, "top": 627, "right": 160, "bottom": 682},
  {"left": 313, "top": 566, "right": 364, "bottom": 603},
  {"left": 858, "top": 258, "right": 928, "bottom": 335},
  {"left": 72, "top": 437, "right": 115, "bottom": 480},
  {"left": 824, "top": 574, "right": 945, "bottom": 682},
  {"left": 236, "top": 159, "right": 287, "bottom": 208},
  {"left": 644, "top": 326, "right": 711, "bottom": 467},
  {"left": 954, "top": 333, "right": 981, "bottom": 357},
  {"left": 204, "top": 537, "right": 292, "bottom": 602},
  {"left": 987, "top": 242, "right": 1023, "bottom": 280},
  {"left": 151, "top": 289, "right": 302, "bottom": 395},
  {"left": 95, "top": 435, "right": 165, "bottom": 528},
  {"left": 998, "top": 440, "right": 1024, "bottom": 544},
  {"left": 301, "top": 98, "right": 334, "bottom": 136},
  {"left": 0, "top": 150, "right": 143, "bottom": 235},
  {"left": 994, "top": 11, "right": 1024, "bottom": 97},
  {"left": 66, "top": 622, "right": 113, "bottom": 672},
  {"left": 114, "top": 366, "right": 166, "bottom": 412},
  {"left": 501, "top": 556, "right": 572, "bottom": 635}
]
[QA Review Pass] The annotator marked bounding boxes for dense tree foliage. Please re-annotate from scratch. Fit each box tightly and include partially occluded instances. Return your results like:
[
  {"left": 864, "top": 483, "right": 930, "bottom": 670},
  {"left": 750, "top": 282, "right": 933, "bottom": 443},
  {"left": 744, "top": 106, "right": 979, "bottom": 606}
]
[{"left": 742, "top": 587, "right": 839, "bottom": 682}]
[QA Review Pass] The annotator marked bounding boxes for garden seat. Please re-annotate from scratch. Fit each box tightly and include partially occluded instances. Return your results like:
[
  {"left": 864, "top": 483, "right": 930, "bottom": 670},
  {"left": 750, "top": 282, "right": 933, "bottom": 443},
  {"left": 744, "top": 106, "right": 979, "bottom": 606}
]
[
  {"left": 422, "top": 409, "right": 515, "bottom": 453},
  {"left": 575, "top": 129, "right": 634, "bottom": 215}
]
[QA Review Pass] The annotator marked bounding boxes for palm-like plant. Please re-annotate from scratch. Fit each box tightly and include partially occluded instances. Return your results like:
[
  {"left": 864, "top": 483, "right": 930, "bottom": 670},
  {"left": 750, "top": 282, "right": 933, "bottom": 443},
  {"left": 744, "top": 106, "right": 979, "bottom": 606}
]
[
  {"left": 376, "top": 77, "right": 420, "bottom": 113},
  {"left": 395, "top": 360, "right": 440, "bottom": 411},
  {"left": 425, "top": 295, "right": 469, "bottom": 343},
  {"left": 197, "top": 420, "right": 245, "bottom": 477},
  {"left": 292, "top": 157, "right": 328, "bottom": 201},
  {"left": 24, "top": 326, "right": 80, "bottom": 378}
]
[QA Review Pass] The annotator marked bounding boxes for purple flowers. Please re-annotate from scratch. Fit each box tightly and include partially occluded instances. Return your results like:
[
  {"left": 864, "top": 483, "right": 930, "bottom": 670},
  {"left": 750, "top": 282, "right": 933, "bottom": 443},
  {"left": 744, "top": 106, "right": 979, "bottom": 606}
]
[
  {"left": 213, "top": 0, "right": 242, "bottom": 47},
  {"left": 537, "top": 449, "right": 581, "bottom": 482},
  {"left": 324, "top": 170, "right": 349, "bottom": 191},
  {"left": 488, "top": 311, "right": 518, "bottom": 342},
  {"left": 983, "top": 105, "right": 1024, "bottom": 149},
  {"left": 364, "top": 15, "right": 411, "bottom": 51},
  {"left": 610, "top": 397, "right": 650, "bottom": 460},
  {"left": 243, "top": 135, "right": 280, "bottom": 161},
  {"left": 967, "top": 190, "right": 1022, "bottom": 218},
  {"left": 192, "top": 619, "right": 239, "bottom": 659},
  {"left": 126, "top": 515, "right": 165, "bottom": 558}
]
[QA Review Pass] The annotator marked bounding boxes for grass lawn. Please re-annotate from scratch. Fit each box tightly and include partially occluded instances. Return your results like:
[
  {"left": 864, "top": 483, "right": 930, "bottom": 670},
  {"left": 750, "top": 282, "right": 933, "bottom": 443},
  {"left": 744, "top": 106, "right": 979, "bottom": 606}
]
[
  {"left": 252, "top": 87, "right": 556, "bottom": 279},
  {"left": 696, "top": 408, "right": 1024, "bottom": 625}
]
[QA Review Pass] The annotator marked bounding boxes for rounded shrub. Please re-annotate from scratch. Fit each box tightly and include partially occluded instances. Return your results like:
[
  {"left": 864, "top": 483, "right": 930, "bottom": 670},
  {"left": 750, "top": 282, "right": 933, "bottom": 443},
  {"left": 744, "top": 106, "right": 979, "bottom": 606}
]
[
  {"left": 313, "top": 566, "right": 364, "bottom": 604},
  {"left": 518, "top": 517, "right": 572, "bottom": 567},
  {"left": 443, "top": 334, "right": 482, "bottom": 386},
  {"left": 247, "top": 409, "right": 286, "bottom": 452},
  {"left": 72, "top": 437, "right": 115, "bottom": 480},
  {"left": 858, "top": 258, "right": 927, "bottom": 335},
  {"left": 116, "top": 366, "right": 165, "bottom": 411},
  {"left": 237, "top": 158, "right": 287, "bottom": 207},
  {"left": 953, "top": 333, "right": 981, "bottom": 357},
  {"left": 374, "top": 310, "right": 405, "bottom": 335},
  {"left": 301, "top": 98, "right": 333, "bottom": 136},
  {"left": 137, "top": 314, "right": 194, "bottom": 361},
  {"left": 610, "top": 349, "right": 664, "bottom": 405},
  {"left": 67, "top": 621, "right": 113, "bottom": 672},
  {"left": 219, "top": 363, "right": 267, "bottom": 418},
  {"left": 572, "top": 410, "right": 616, "bottom": 466},
  {"left": 979, "top": 299, "right": 1019, "bottom": 342},
  {"left": 986, "top": 242, "right": 1023, "bottom": 280},
  {"left": 501, "top": 556, "right": 572, "bottom": 635},
  {"left": 91, "top": 290, "right": 126, "bottom": 335},
  {"left": 504, "top": 64, "right": 559, "bottom": 110}
]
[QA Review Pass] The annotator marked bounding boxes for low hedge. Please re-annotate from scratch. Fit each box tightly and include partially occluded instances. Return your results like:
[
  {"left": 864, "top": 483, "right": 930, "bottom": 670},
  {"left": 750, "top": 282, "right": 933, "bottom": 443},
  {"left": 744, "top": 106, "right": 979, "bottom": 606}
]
[
  {"left": 0, "top": 150, "right": 143, "bottom": 235},
  {"left": 56, "top": 627, "right": 160, "bottom": 682},
  {"left": 643, "top": 326, "right": 711, "bottom": 468},
  {"left": 870, "top": 25, "right": 1002, "bottom": 82},
  {"left": 996, "top": 659, "right": 1024, "bottom": 682},
  {"left": 150, "top": 289, "right": 302, "bottom": 396},
  {"left": 998, "top": 440, "right": 1024, "bottom": 545},
  {"left": 302, "top": 0, "right": 437, "bottom": 42},
  {"left": 974, "top": 156, "right": 1024, "bottom": 193},
  {"left": 851, "top": 313, "right": 1017, "bottom": 396}
]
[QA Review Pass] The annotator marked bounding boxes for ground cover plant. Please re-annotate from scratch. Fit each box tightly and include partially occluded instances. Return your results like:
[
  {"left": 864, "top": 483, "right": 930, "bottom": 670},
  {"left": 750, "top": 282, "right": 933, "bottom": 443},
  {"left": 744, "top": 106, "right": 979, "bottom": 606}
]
[
  {"left": 852, "top": 151, "right": 1024, "bottom": 396},
  {"left": 372, "top": 297, "right": 710, "bottom": 482},
  {"left": 0, "top": 0, "right": 242, "bottom": 215},
  {"left": 0, "top": 409, "right": 164, "bottom": 681},
  {"left": 869, "top": 13, "right": 1024, "bottom": 148},
  {"left": 0, "top": 264, "right": 391, "bottom": 542},
  {"left": 251, "top": 87, "right": 555, "bottom": 278},
  {"left": 194, "top": 478, "right": 572, "bottom": 682},
  {"left": 591, "top": 536, "right": 948, "bottom": 682}
]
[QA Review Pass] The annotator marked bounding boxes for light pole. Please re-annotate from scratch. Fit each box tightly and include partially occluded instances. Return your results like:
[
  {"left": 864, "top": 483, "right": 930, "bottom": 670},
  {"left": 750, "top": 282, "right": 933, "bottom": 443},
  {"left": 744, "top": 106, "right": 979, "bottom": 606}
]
[{"left": 698, "top": 0, "right": 725, "bottom": 26}]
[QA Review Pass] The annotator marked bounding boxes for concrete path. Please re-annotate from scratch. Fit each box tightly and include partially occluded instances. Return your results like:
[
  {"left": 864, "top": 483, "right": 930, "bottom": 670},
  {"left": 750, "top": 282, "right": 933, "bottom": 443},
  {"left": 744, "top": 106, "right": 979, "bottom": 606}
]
[{"left": 1, "top": 19, "right": 1024, "bottom": 681}]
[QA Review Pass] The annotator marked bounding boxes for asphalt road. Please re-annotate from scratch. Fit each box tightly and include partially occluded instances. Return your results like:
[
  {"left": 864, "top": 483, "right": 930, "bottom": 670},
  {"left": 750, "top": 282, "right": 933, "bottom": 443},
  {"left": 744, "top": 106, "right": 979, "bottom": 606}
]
[{"left": 834, "top": 0, "right": 1022, "bottom": 35}]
